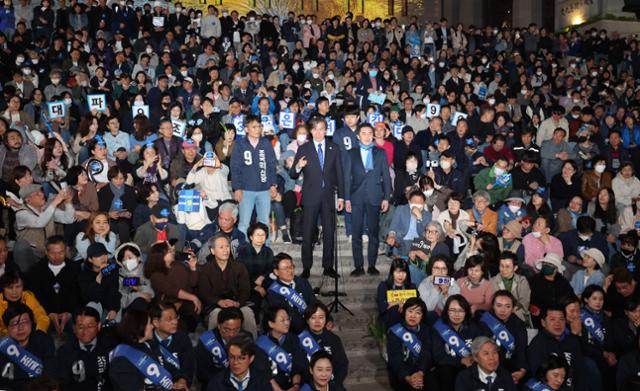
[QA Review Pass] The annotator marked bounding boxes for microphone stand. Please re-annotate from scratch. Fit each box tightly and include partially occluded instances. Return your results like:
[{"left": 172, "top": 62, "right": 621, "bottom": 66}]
[{"left": 326, "top": 191, "right": 353, "bottom": 315}]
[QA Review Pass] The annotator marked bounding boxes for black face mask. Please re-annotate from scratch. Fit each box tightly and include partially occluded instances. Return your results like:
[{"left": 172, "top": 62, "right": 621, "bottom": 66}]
[{"left": 621, "top": 248, "right": 635, "bottom": 257}]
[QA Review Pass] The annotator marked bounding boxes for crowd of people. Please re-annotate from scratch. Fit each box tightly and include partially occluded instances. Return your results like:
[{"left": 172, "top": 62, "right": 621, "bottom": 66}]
[{"left": 1, "top": 0, "right": 640, "bottom": 390}]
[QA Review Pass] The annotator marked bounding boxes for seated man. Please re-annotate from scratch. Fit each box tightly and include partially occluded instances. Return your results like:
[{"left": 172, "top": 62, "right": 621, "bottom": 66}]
[
  {"left": 386, "top": 190, "right": 430, "bottom": 257},
  {"left": 197, "top": 234, "right": 256, "bottom": 338},
  {"left": 55, "top": 307, "right": 117, "bottom": 391},
  {"left": 207, "top": 336, "right": 272, "bottom": 391},
  {"left": 559, "top": 216, "right": 609, "bottom": 277},
  {"left": 454, "top": 336, "right": 516, "bottom": 390},
  {"left": 133, "top": 204, "right": 181, "bottom": 256},
  {"left": 198, "top": 202, "right": 247, "bottom": 262}
]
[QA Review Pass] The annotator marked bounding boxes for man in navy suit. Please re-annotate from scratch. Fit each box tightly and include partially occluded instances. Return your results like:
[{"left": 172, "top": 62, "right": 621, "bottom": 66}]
[
  {"left": 344, "top": 123, "right": 391, "bottom": 276},
  {"left": 290, "top": 116, "right": 344, "bottom": 279}
]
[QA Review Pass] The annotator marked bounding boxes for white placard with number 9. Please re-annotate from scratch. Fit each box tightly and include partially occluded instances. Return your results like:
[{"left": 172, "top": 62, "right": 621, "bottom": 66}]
[{"left": 427, "top": 103, "right": 440, "bottom": 118}]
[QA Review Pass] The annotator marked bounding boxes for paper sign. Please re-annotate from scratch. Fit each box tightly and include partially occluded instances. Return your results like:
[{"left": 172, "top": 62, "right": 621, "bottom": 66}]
[
  {"left": 494, "top": 173, "right": 512, "bottom": 187},
  {"left": 87, "top": 94, "right": 107, "bottom": 112},
  {"left": 325, "top": 119, "right": 336, "bottom": 136},
  {"left": 452, "top": 112, "right": 468, "bottom": 125},
  {"left": 368, "top": 92, "right": 386, "bottom": 106},
  {"left": 392, "top": 122, "right": 404, "bottom": 140},
  {"left": 178, "top": 189, "right": 201, "bottom": 212},
  {"left": 233, "top": 115, "right": 245, "bottom": 136},
  {"left": 171, "top": 119, "right": 186, "bottom": 138},
  {"left": 279, "top": 112, "right": 296, "bottom": 129},
  {"left": 478, "top": 86, "right": 487, "bottom": 99},
  {"left": 152, "top": 16, "right": 165, "bottom": 27},
  {"left": 261, "top": 115, "right": 274, "bottom": 128},
  {"left": 386, "top": 289, "right": 417, "bottom": 304},
  {"left": 47, "top": 101, "right": 65, "bottom": 119},
  {"left": 132, "top": 104, "right": 149, "bottom": 118},
  {"left": 426, "top": 103, "right": 440, "bottom": 118},
  {"left": 367, "top": 113, "right": 384, "bottom": 126}
]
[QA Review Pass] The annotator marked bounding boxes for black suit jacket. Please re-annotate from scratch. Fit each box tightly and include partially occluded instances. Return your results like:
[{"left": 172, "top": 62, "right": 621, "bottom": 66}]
[
  {"left": 290, "top": 140, "right": 344, "bottom": 206},
  {"left": 343, "top": 146, "right": 391, "bottom": 206}
]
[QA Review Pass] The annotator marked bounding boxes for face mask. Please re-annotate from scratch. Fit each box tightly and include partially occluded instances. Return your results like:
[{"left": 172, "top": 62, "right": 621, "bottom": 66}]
[
  {"left": 521, "top": 89, "right": 527, "bottom": 95},
  {"left": 536, "top": 71, "right": 542, "bottom": 76},
  {"left": 249, "top": 17, "right": 255, "bottom": 22},
  {"left": 176, "top": 7, "right": 182, "bottom": 12},
  {"left": 327, "top": 74, "right": 334, "bottom": 80},
  {"left": 307, "top": 20, "right": 312, "bottom": 24},
  {"left": 508, "top": 204, "right": 520, "bottom": 214},
  {"left": 51, "top": 78, "right": 60, "bottom": 85},
  {"left": 154, "top": 222, "right": 168, "bottom": 231},
  {"left": 488, "top": 98, "right": 496, "bottom": 106},
  {"left": 481, "top": 58, "right": 487, "bottom": 64},
  {"left": 393, "top": 86, "right": 400, "bottom": 93},
  {"left": 304, "top": 82, "right": 311, "bottom": 89},
  {"left": 591, "top": 71, "right": 598, "bottom": 77},
  {"left": 296, "top": 134, "right": 306, "bottom": 143},
  {"left": 16, "top": 56, "right": 24, "bottom": 65},
  {"left": 64, "top": 98, "right": 72, "bottom": 106},
  {"left": 409, "top": 203, "right": 423, "bottom": 210},
  {"left": 570, "top": 63, "right": 576, "bottom": 69},
  {"left": 423, "top": 189, "right": 434, "bottom": 197},
  {"left": 123, "top": 258, "right": 138, "bottom": 271},
  {"left": 439, "top": 61, "right": 445, "bottom": 68},
  {"left": 292, "top": 64, "right": 300, "bottom": 72},
  {"left": 595, "top": 164, "right": 606, "bottom": 173},
  {"left": 146, "top": 47, "right": 153, "bottom": 54},
  {"left": 222, "top": 11, "right": 228, "bottom": 17},
  {"left": 31, "top": 58, "right": 39, "bottom": 64},
  {"left": 571, "top": 113, "right": 580, "bottom": 119},
  {"left": 180, "top": 70, "right": 188, "bottom": 77},
  {"left": 578, "top": 234, "right": 591, "bottom": 241},
  {"left": 369, "top": 70, "right": 378, "bottom": 77},
  {"left": 540, "top": 263, "right": 556, "bottom": 276},
  {"left": 22, "top": 68, "right": 31, "bottom": 76},
  {"left": 192, "top": 133, "right": 203, "bottom": 142},
  {"left": 312, "top": 73, "right": 319, "bottom": 79},
  {"left": 440, "top": 160, "right": 451, "bottom": 170},
  {"left": 493, "top": 167, "right": 505, "bottom": 176},
  {"left": 532, "top": 231, "right": 542, "bottom": 238},
  {"left": 406, "top": 161, "right": 418, "bottom": 171}
]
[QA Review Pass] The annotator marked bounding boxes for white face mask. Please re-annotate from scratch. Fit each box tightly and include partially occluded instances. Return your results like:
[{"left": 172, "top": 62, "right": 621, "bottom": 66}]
[
  {"left": 508, "top": 204, "right": 520, "bottom": 214},
  {"left": 31, "top": 58, "right": 39, "bottom": 64},
  {"left": 192, "top": 133, "right": 203, "bottom": 142},
  {"left": 409, "top": 203, "right": 423, "bottom": 211},
  {"left": 440, "top": 160, "right": 451, "bottom": 170},
  {"left": 146, "top": 47, "right": 153, "bottom": 54},
  {"left": 16, "top": 56, "right": 24, "bottom": 65},
  {"left": 536, "top": 71, "right": 542, "bottom": 76},
  {"left": 123, "top": 258, "right": 139, "bottom": 271},
  {"left": 494, "top": 167, "right": 505, "bottom": 176},
  {"left": 249, "top": 17, "right": 255, "bottom": 22},
  {"left": 488, "top": 98, "right": 496, "bottom": 106},
  {"left": 51, "top": 78, "right": 60, "bottom": 85},
  {"left": 304, "top": 82, "right": 311, "bottom": 89},
  {"left": 307, "top": 20, "right": 312, "bottom": 24},
  {"left": 532, "top": 231, "right": 542, "bottom": 238},
  {"left": 594, "top": 164, "right": 606, "bottom": 173},
  {"left": 22, "top": 68, "right": 31, "bottom": 76},
  {"left": 312, "top": 73, "right": 319, "bottom": 79},
  {"left": 327, "top": 74, "right": 334, "bottom": 80},
  {"left": 176, "top": 7, "right": 182, "bottom": 12},
  {"left": 292, "top": 64, "right": 300, "bottom": 72},
  {"left": 406, "top": 161, "right": 418, "bottom": 171},
  {"left": 180, "top": 70, "right": 188, "bottom": 77},
  {"left": 296, "top": 134, "right": 307, "bottom": 143},
  {"left": 423, "top": 189, "right": 434, "bottom": 197},
  {"left": 578, "top": 234, "right": 591, "bottom": 241},
  {"left": 64, "top": 98, "right": 72, "bottom": 106}
]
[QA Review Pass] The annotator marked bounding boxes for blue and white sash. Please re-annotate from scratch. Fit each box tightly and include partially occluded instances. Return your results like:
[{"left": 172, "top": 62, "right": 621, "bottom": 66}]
[
  {"left": 581, "top": 309, "right": 605, "bottom": 345},
  {"left": 0, "top": 337, "right": 43, "bottom": 378},
  {"left": 298, "top": 330, "right": 321, "bottom": 359},
  {"left": 109, "top": 344, "right": 173, "bottom": 390},
  {"left": 526, "top": 378, "right": 554, "bottom": 391},
  {"left": 433, "top": 319, "right": 470, "bottom": 357},
  {"left": 198, "top": 330, "right": 228, "bottom": 368},
  {"left": 256, "top": 336, "right": 292, "bottom": 374},
  {"left": 269, "top": 281, "right": 308, "bottom": 314},
  {"left": 390, "top": 323, "right": 422, "bottom": 358},
  {"left": 158, "top": 344, "right": 180, "bottom": 370},
  {"left": 480, "top": 312, "right": 516, "bottom": 355}
]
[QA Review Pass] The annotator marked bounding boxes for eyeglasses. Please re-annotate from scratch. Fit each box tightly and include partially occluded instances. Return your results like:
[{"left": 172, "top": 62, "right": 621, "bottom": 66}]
[
  {"left": 274, "top": 317, "right": 291, "bottom": 324},
  {"left": 426, "top": 229, "right": 438, "bottom": 234},
  {"left": 448, "top": 308, "right": 466, "bottom": 314},
  {"left": 161, "top": 316, "right": 180, "bottom": 323},
  {"left": 432, "top": 266, "right": 447, "bottom": 272},
  {"left": 8, "top": 319, "right": 31, "bottom": 329}
]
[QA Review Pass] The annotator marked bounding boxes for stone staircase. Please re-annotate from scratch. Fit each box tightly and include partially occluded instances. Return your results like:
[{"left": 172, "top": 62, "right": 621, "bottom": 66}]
[{"left": 271, "top": 231, "right": 392, "bottom": 391}]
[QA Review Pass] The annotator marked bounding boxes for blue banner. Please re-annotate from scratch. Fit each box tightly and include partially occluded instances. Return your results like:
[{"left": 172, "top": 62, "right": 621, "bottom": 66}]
[
  {"left": 269, "top": 281, "right": 308, "bottom": 315},
  {"left": 480, "top": 312, "right": 516, "bottom": 356},
  {"left": 0, "top": 336, "right": 43, "bottom": 378},
  {"left": 298, "top": 330, "right": 321, "bottom": 360},
  {"left": 177, "top": 189, "right": 201, "bottom": 213},
  {"left": 433, "top": 319, "right": 470, "bottom": 357},
  {"left": 581, "top": 309, "right": 605, "bottom": 345},
  {"left": 389, "top": 323, "right": 422, "bottom": 358},
  {"left": 198, "top": 330, "right": 228, "bottom": 368},
  {"left": 109, "top": 344, "right": 173, "bottom": 390},
  {"left": 256, "top": 336, "right": 292, "bottom": 375},
  {"left": 526, "top": 378, "right": 554, "bottom": 391}
]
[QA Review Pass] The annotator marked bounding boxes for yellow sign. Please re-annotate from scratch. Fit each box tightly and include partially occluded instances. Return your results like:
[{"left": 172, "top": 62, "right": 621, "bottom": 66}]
[{"left": 386, "top": 289, "right": 417, "bottom": 304}]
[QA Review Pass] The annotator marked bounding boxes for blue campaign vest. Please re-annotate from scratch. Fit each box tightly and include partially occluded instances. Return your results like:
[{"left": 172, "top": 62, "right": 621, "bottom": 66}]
[
  {"left": 526, "top": 378, "right": 554, "bottom": 391},
  {"left": 0, "top": 337, "right": 43, "bottom": 378},
  {"left": 298, "top": 330, "right": 321, "bottom": 359},
  {"left": 581, "top": 309, "right": 605, "bottom": 345},
  {"left": 109, "top": 344, "right": 173, "bottom": 390},
  {"left": 256, "top": 335, "right": 292, "bottom": 374},
  {"left": 480, "top": 312, "right": 516, "bottom": 356},
  {"left": 269, "top": 281, "right": 308, "bottom": 315},
  {"left": 198, "top": 330, "right": 228, "bottom": 368},
  {"left": 390, "top": 323, "right": 422, "bottom": 358},
  {"left": 433, "top": 319, "right": 470, "bottom": 357}
]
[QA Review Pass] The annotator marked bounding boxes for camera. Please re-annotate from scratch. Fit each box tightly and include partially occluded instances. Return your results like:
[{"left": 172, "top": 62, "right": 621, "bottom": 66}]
[
  {"left": 466, "top": 226, "right": 478, "bottom": 236},
  {"left": 176, "top": 240, "right": 198, "bottom": 263},
  {"left": 434, "top": 276, "right": 451, "bottom": 286},
  {"left": 100, "top": 263, "right": 118, "bottom": 275},
  {"left": 122, "top": 277, "right": 141, "bottom": 287},
  {"left": 425, "top": 160, "right": 439, "bottom": 168},
  {"left": 203, "top": 151, "right": 217, "bottom": 167}
]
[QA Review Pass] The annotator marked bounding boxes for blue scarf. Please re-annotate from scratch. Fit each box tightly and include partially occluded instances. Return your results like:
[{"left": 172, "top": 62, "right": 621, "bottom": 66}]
[{"left": 360, "top": 142, "right": 374, "bottom": 171}]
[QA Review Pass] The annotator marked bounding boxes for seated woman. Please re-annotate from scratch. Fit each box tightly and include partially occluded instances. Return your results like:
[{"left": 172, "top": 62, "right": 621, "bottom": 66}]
[
  {"left": 144, "top": 241, "right": 201, "bottom": 332},
  {"left": 466, "top": 190, "right": 498, "bottom": 236},
  {"left": 497, "top": 190, "right": 528, "bottom": 233},
  {"left": 64, "top": 165, "right": 99, "bottom": 236},
  {"left": 257, "top": 305, "right": 307, "bottom": 391},
  {"left": 611, "top": 297, "right": 640, "bottom": 359},
  {"left": 109, "top": 309, "right": 183, "bottom": 391},
  {"left": 237, "top": 222, "right": 274, "bottom": 319},
  {"left": 301, "top": 302, "right": 348, "bottom": 389},
  {"left": 418, "top": 255, "right": 460, "bottom": 314},
  {"left": 431, "top": 294, "right": 481, "bottom": 390},
  {"left": 77, "top": 243, "right": 121, "bottom": 323},
  {"left": 457, "top": 255, "right": 495, "bottom": 314},
  {"left": 150, "top": 301, "right": 195, "bottom": 390},
  {"left": 377, "top": 258, "right": 417, "bottom": 328},
  {"left": 0, "top": 270, "right": 50, "bottom": 335},
  {"left": 526, "top": 355, "right": 570, "bottom": 390},
  {"left": 570, "top": 248, "right": 606, "bottom": 295},
  {"left": 132, "top": 182, "right": 168, "bottom": 229},
  {"left": 386, "top": 297, "right": 439, "bottom": 391},
  {"left": 478, "top": 290, "right": 528, "bottom": 385},
  {"left": 587, "top": 187, "right": 634, "bottom": 247},
  {"left": 555, "top": 195, "right": 586, "bottom": 234},
  {"left": 134, "top": 143, "right": 169, "bottom": 186},
  {"left": 97, "top": 166, "right": 136, "bottom": 242},
  {"left": 185, "top": 147, "right": 233, "bottom": 221},
  {"left": 407, "top": 221, "right": 451, "bottom": 285},
  {"left": 74, "top": 211, "right": 119, "bottom": 261},
  {"left": 490, "top": 252, "right": 531, "bottom": 322},
  {"left": 436, "top": 192, "right": 471, "bottom": 256},
  {"left": 0, "top": 304, "right": 55, "bottom": 390},
  {"left": 33, "top": 137, "right": 73, "bottom": 196},
  {"left": 115, "top": 242, "right": 153, "bottom": 312}
]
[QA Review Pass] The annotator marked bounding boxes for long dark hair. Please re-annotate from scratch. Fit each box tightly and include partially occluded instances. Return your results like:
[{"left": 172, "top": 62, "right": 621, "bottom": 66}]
[
  {"left": 143, "top": 241, "right": 171, "bottom": 277},
  {"left": 386, "top": 258, "right": 412, "bottom": 289},
  {"left": 441, "top": 294, "right": 472, "bottom": 325},
  {"left": 40, "top": 138, "right": 69, "bottom": 173},
  {"left": 594, "top": 187, "right": 618, "bottom": 225}
]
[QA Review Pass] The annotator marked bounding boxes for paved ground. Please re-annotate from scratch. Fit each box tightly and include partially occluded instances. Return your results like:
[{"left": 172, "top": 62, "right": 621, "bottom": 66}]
[{"left": 271, "top": 230, "right": 392, "bottom": 390}]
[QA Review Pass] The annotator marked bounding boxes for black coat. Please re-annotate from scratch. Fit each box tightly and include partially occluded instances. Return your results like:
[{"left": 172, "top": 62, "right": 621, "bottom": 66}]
[
  {"left": 265, "top": 277, "right": 316, "bottom": 334},
  {"left": 77, "top": 263, "right": 121, "bottom": 313},
  {"left": 206, "top": 368, "right": 272, "bottom": 391},
  {"left": 0, "top": 331, "right": 56, "bottom": 391},
  {"left": 55, "top": 333, "right": 117, "bottom": 391},
  {"left": 387, "top": 322, "right": 433, "bottom": 384},
  {"left": 153, "top": 331, "right": 195, "bottom": 386},
  {"left": 258, "top": 333, "right": 307, "bottom": 390},
  {"left": 610, "top": 317, "right": 638, "bottom": 358},
  {"left": 27, "top": 258, "right": 80, "bottom": 314},
  {"left": 478, "top": 313, "right": 528, "bottom": 373},
  {"left": 304, "top": 329, "right": 348, "bottom": 388},
  {"left": 109, "top": 340, "right": 179, "bottom": 391},
  {"left": 97, "top": 184, "right": 137, "bottom": 213},
  {"left": 616, "top": 350, "right": 640, "bottom": 391},
  {"left": 290, "top": 140, "right": 344, "bottom": 206},
  {"left": 431, "top": 321, "right": 483, "bottom": 367},
  {"left": 526, "top": 330, "right": 585, "bottom": 390},
  {"left": 454, "top": 364, "right": 517, "bottom": 391}
]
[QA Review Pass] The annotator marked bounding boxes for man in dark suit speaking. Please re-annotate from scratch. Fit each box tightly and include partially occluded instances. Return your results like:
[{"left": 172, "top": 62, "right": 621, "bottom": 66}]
[
  {"left": 344, "top": 123, "right": 391, "bottom": 277},
  {"left": 290, "top": 116, "right": 344, "bottom": 279}
]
